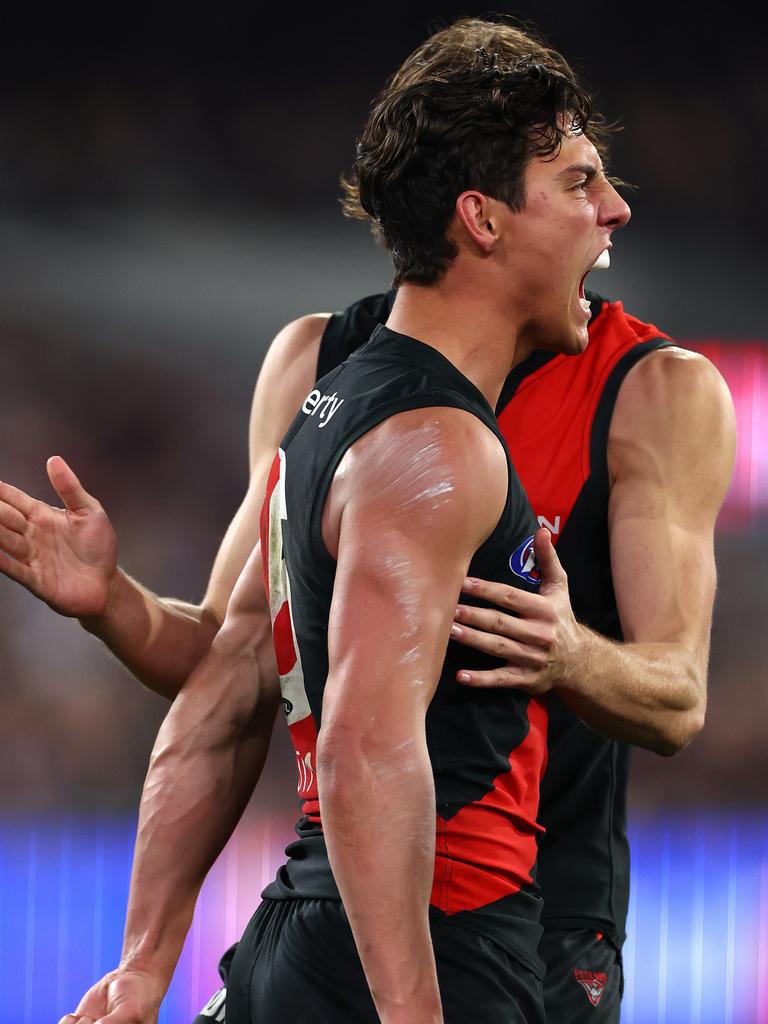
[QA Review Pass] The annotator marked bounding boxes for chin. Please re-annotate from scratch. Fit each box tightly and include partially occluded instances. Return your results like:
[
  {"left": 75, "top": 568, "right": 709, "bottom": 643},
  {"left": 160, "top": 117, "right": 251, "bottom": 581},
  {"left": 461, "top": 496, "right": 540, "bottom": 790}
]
[{"left": 543, "top": 328, "right": 589, "bottom": 356}]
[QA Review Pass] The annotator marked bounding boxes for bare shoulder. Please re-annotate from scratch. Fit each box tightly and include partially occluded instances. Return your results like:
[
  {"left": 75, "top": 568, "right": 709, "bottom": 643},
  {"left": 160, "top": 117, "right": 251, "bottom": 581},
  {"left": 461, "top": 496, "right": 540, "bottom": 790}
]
[
  {"left": 248, "top": 313, "right": 332, "bottom": 469},
  {"left": 612, "top": 346, "right": 735, "bottom": 435},
  {"left": 335, "top": 405, "right": 508, "bottom": 540},
  {"left": 353, "top": 405, "right": 506, "bottom": 492},
  {"left": 256, "top": 313, "right": 332, "bottom": 389},
  {"left": 609, "top": 346, "right": 736, "bottom": 506}
]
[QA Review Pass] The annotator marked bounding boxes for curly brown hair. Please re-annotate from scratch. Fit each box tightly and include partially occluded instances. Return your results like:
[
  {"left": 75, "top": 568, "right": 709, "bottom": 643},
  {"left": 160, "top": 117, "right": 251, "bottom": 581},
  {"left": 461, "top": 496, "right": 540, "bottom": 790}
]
[{"left": 341, "top": 18, "right": 610, "bottom": 286}]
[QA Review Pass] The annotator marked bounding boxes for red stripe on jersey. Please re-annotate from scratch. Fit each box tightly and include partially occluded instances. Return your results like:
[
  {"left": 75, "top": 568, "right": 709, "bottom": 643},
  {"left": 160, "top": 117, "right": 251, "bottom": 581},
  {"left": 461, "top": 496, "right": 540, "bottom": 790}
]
[
  {"left": 499, "top": 301, "right": 671, "bottom": 542},
  {"left": 288, "top": 713, "right": 319, "bottom": 800},
  {"left": 430, "top": 697, "right": 548, "bottom": 914},
  {"left": 260, "top": 451, "right": 282, "bottom": 601},
  {"left": 272, "top": 601, "right": 298, "bottom": 675}
]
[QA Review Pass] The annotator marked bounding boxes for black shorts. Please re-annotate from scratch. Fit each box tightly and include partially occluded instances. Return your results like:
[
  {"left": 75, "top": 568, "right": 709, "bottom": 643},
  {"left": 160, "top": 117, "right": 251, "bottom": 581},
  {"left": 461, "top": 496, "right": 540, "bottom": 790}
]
[
  {"left": 194, "top": 897, "right": 543, "bottom": 1024},
  {"left": 540, "top": 928, "right": 623, "bottom": 1024}
]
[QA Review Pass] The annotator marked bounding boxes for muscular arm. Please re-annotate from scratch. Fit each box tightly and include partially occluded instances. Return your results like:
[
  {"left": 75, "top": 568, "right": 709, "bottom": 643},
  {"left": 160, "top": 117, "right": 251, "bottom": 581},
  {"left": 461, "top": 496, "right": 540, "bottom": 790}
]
[
  {"left": 63, "top": 542, "right": 282, "bottom": 1023},
  {"left": 453, "top": 349, "right": 736, "bottom": 755},
  {"left": 557, "top": 348, "right": 736, "bottom": 752},
  {"left": 317, "top": 409, "right": 507, "bottom": 1024},
  {"left": 79, "top": 313, "right": 329, "bottom": 697}
]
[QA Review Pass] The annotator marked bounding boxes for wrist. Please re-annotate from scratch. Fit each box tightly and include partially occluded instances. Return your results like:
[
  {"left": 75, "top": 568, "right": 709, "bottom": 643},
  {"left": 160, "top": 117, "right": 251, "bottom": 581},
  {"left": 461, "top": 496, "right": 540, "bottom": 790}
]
[
  {"left": 118, "top": 938, "right": 179, "bottom": 994},
  {"left": 79, "top": 567, "right": 131, "bottom": 635},
  {"left": 379, "top": 993, "right": 443, "bottom": 1024},
  {"left": 553, "top": 621, "right": 594, "bottom": 691}
]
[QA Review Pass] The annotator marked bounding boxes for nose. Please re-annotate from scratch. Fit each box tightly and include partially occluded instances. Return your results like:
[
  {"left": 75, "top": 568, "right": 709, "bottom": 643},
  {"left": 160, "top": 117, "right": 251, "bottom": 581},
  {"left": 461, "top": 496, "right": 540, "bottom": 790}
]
[{"left": 600, "top": 182, "right": 631, "bottom": 230}]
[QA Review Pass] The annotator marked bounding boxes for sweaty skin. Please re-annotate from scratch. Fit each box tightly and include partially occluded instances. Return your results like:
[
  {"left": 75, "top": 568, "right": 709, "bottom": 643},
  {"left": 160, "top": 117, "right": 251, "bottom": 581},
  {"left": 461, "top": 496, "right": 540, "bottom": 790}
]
[
  {"left": 23, "top": 310, "right": 732, "bottom": 1024},
  {"left": 56, "top": 125, "right": 634, "bottom": 1021},
  {"left": 317, "top": 408, "right": 508, "bottom": 1024}
]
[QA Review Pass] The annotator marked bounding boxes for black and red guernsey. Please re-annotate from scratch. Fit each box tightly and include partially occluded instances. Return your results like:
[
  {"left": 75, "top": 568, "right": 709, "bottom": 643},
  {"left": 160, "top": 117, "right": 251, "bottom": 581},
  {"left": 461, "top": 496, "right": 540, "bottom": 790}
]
[
  {"left": 315, "top": 290, "right": 673, "bottom": 947},
  {"left": 260, "top": 324, "right": 550, "bottom": 977}
]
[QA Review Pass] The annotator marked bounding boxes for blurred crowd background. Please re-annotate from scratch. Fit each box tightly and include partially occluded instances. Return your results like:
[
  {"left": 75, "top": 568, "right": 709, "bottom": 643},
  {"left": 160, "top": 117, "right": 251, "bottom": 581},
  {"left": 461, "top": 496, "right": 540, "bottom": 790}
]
[{"left": 0, "top": 4, "right": 766, "bottom": 1022}]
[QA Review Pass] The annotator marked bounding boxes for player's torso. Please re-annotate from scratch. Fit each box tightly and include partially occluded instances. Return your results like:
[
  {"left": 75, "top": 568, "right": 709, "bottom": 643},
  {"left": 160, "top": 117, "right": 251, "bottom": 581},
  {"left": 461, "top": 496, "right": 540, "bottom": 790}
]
[
  {"left": 261, "top": 324, "right": 549, "bottom": 975},
  {"left": 495, "top": 296, "right": 672, "bottom": 938},
  {"left": 316, "top": 290, "right": 672, "bottom": 941}
]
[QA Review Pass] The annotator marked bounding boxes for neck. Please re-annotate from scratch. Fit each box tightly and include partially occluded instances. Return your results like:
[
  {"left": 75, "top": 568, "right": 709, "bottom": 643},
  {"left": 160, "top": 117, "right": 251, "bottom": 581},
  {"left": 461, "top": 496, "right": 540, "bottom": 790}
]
[{"left": 386, "top": 278, "right": 533, "bottom": 408}]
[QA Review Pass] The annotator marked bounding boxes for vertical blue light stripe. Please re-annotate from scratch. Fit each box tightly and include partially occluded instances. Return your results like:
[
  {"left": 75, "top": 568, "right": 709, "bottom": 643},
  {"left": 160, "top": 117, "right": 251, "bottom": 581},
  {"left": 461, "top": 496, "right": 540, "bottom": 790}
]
[
  {"left": 23, "top": 830, "right": 36, "bottom": 1024},
  {"left": 758, "top": 824, "right": 768, "bottom": 1024},
  {"left": 0, "top": 829, "right": 4, "bottom": 1000},
  {"left": 689, "top": 819, "right": 706, "bottom": 1024},
  {"left": 656, "top": 823, "right": 670, "bottom": 1024},
  {"left": 624, "top": 854, "right": 638, "bottom": 1024},
  {"left": 724, "top": 818, "right": 739, "bottom": 1024},
  {"left": 92, "top": 823, "right": 105, "bottom": 979},
  {"left": 56, "top": 819, "right": 71, "bottom": 1014}
]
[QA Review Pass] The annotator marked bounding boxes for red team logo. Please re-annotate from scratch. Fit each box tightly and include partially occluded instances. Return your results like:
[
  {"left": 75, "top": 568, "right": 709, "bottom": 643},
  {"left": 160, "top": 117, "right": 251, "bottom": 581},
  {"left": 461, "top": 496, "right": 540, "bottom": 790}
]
[{"left": 573, "top": 969, "right": 607, "bottom": 1007}]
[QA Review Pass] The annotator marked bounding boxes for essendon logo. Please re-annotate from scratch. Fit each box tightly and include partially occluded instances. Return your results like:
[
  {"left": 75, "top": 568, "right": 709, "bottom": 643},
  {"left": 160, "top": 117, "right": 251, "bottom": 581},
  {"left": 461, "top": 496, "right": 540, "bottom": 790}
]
[
  {"left": 509, "top": 534, "right": 542, "bottom": 585},
  {"left": 573, "top": 970, "right": 607, "bottom": 1007}
]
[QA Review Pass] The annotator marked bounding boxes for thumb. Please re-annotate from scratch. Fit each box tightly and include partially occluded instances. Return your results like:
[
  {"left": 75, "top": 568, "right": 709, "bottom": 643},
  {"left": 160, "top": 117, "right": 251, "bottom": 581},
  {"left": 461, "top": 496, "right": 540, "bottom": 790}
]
[
  {"left": 46, "top": 456, "right": 101, "bottom": 514},
  {"left": 533, "top": 527, "right": 566, "bottom": 587}
]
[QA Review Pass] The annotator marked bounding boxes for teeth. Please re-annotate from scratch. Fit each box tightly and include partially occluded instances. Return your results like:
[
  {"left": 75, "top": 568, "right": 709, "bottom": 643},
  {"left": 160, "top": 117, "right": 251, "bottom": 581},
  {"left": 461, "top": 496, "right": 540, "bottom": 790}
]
[
  {"left": 592, "top": 249, "right": 610, "bottom": 270},
  {"left": 579, "top": 297, "right": 591, "bottom": 312}
]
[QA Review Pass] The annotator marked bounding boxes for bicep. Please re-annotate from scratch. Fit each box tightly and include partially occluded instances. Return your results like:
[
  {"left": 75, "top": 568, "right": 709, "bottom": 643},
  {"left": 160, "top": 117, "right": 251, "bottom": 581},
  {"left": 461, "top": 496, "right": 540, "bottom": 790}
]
[
  {"left": 324, "top": 525, "right": 464, "bottom": 735},
  {"left": 321, "top": 409, "right": 508, "bottom": 737},
  {"left": 608, "top": 348, "right": 736, "bottom": 648}
]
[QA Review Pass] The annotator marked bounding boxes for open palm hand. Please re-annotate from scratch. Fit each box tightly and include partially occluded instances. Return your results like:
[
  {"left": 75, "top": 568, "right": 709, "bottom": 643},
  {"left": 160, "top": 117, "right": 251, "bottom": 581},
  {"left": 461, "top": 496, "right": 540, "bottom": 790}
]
[{"left": 0, "top": 456, "right": 118, "bottom": 618}]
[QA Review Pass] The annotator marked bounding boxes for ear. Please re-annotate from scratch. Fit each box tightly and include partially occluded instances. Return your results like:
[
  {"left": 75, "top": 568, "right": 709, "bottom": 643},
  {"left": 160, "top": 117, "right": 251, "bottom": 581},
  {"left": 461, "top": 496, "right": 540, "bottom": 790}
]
[{"left": 454, "top": 191, "right": 497, "bottom": 254}]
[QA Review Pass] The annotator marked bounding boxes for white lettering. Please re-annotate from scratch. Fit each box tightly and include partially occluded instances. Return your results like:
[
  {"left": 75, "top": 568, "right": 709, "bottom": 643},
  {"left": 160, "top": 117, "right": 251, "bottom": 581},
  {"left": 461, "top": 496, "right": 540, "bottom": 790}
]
[
  {"left": 318, "top": 393, "right": 344, "bottom": 427},
  {"left": 537, "top": 514, "right": 561, "bottom": 535},
  {"left": 301, "top": 389, "right": 321, "bottom": 414},
  {"left": 302, "top": 388, "right": 344, "bottom": 426}
]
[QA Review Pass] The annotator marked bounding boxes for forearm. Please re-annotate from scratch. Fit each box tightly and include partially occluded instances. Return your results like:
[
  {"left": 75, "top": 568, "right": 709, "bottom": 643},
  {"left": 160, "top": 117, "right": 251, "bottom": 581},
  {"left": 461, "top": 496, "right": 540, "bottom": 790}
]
[
  {"left": 79, "top": 568, "right": 220, "bottom": 699},
  {"left": 119, "top": 647, "right": 279, "bottom": 992},
  {"left": 558, "top": 628, "right": 706, "bottom": 754},
  {"left": 318, "top": 730, "right": 442, "bottom": 1024}
]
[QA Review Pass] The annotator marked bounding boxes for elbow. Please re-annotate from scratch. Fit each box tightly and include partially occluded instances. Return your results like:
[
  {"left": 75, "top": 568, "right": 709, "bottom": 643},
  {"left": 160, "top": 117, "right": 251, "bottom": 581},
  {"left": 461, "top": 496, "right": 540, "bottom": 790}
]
[
  {"left": 653, "top": 706, "right": 706, "bottom": 757},
  {"left": 316, "top": 719, "right": 368, "bottom": 784},
  {"left": 316, "top": 715, "right": 426, "bottom": 796}
]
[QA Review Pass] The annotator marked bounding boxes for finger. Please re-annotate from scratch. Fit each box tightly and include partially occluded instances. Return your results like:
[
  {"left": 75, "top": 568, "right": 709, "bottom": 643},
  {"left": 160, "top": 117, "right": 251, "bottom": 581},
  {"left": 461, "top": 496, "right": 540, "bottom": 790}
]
[
  {"left": 0, "top": 523, "right": 31, "bottom": 561},
  {"left": 96, "top": 1012, "right": 148, "bottom": 1024},
  {"left": 462, "top": 576, "right": 546, "bottom": 615},
  {"left": 47, "top": 456, "right": 99, "bottom": 514},
  {"left": 58, "top": 1017, "right": 95, "bottom": 1024},
  {"left": 450, "top": 621, "right": 549, "bottom": 666},
  {"left": 0, "top": 548, "right": 35, "bottom": 586},
  {"left": 457, "top": 664, "right": 537, "bottom": 689},
  {"left": 0, "top": 480, "right": 36, "bottom": 516},
  {"left": 533, "top": 527, "right": 567, "bottom": 586},
  {"left": 454, "top": 604, "right": 553, "bottom": 647},
  {"left": 0, "top": 499, "right": 27, "bottom": 534}
]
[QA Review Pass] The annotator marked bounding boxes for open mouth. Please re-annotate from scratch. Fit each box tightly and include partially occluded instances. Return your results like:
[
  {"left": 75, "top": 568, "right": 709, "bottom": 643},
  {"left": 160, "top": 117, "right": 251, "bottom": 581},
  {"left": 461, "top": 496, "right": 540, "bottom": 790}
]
[{"left": 579, "top": 248, "right": 611, "bottom": 313}]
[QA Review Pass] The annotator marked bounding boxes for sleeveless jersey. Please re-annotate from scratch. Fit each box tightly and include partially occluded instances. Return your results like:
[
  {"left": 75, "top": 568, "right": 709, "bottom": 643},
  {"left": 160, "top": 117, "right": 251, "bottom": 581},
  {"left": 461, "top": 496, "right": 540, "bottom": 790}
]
[
  {"left": 318, "top": 290, "right": 673, "bottom": 945},
  {"left": 260, "top": 324, "right": 549, "bottom": 976}
]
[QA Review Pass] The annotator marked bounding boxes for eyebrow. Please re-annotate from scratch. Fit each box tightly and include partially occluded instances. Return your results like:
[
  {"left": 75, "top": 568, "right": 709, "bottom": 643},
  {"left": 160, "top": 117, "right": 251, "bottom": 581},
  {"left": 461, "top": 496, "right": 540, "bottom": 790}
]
[{"left": 559, "top": 162, "right": 602, "bottom": 180}]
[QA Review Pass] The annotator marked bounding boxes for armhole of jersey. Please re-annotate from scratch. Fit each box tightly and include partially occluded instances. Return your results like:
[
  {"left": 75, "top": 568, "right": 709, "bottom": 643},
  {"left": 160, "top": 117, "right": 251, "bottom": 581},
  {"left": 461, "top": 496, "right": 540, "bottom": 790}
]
[
  {"left": 315, "top": 291, "right": 397, "bottom": 381},
  {"left": 307, "top": 392, "right": 507, "bottom": 568},
  {"left": 316, "top": 312, "right": 346, "bottom": 380},
  {"left": 589, "top": 338, "right": 675, "bottom": 489}
]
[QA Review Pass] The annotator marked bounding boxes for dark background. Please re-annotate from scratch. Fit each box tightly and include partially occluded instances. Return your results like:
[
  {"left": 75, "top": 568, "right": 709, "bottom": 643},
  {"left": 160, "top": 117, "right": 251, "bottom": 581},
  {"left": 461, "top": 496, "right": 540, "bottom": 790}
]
[
  {"left": 0, "top": 1, "right": 765, "bottom": 810},
  {"left": 1, "top": 6, "right": 766, "bottom": 1021}
]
